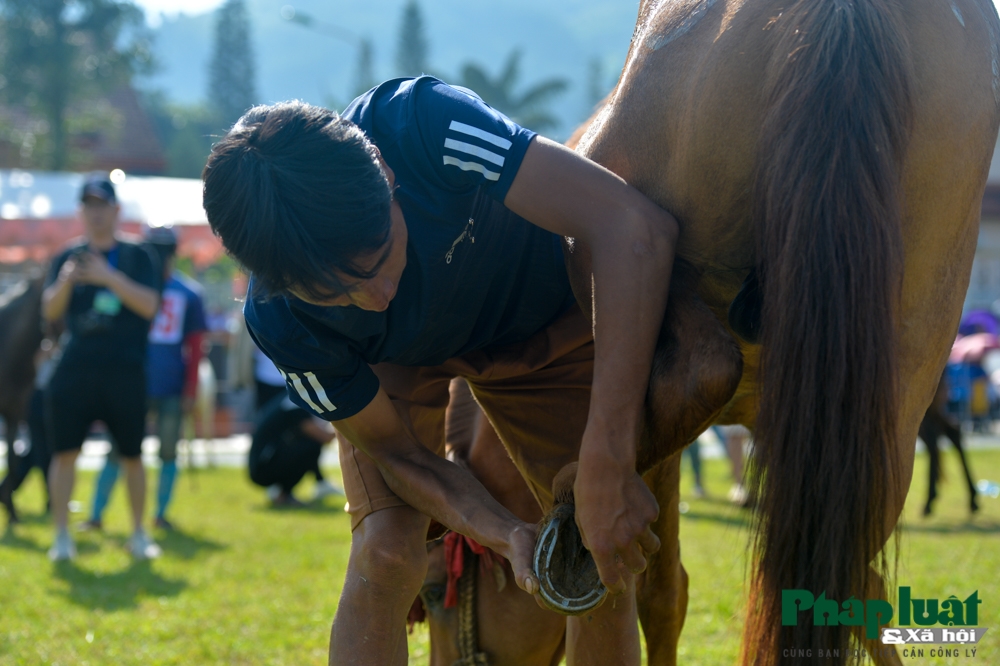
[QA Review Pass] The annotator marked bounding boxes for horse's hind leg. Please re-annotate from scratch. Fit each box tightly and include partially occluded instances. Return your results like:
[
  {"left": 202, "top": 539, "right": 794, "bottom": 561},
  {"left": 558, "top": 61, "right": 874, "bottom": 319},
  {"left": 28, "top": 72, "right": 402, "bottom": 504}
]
[
  {"left": 0, "top": 414, "right": 20, "bottom": 524},
  {"left": 919, "top": 417, "right": 942, "bottom": 516},
  {"left": 636, "top": 267, "right": 744, "bottom": 474},
  {"left": 637, "top": 454, "right": 687, "bottom": 666},
  {"left": 943, "top": 417, "right": 980, "bottom": 513},
  {"left": 534, "top": 268, "right": 742, "bottom": 614}
]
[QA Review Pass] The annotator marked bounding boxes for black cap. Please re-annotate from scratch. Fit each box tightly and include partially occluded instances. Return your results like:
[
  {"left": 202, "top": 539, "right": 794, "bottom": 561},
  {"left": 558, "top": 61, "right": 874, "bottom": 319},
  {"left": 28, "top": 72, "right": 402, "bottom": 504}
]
[
  {"left": 80, "top": 175, "right": 117, "bottom": 204},
  {"left": 144, "top": 225, "right": 177, "bottom": 246}
]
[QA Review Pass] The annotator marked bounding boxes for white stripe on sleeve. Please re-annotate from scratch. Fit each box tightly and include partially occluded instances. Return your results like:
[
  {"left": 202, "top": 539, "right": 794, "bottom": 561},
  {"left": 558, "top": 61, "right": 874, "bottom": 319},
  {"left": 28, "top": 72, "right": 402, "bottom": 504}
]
[
  {"left": 443, "top": 138, "right": 505, "bottom": 167},
  {"left": 442, "top": 156, "right": 500, "bottom": 181},
  {"left": 281, "top": 370, "right": 324, "bottom": 413},
  {"left": 448, "top": 121, "right": 512, "bottom": 150},
  {"left": 304, "top": 372, "right": 337, "bottom": 411}
]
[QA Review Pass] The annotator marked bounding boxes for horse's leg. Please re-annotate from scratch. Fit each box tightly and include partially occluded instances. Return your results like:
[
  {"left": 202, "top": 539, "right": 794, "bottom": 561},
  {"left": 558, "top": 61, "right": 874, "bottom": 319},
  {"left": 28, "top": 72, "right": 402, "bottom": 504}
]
[
  {"left": 919, "top": 416, "right": 941, "bottom": 516},
  {"left": 943, "top": 416, "right": 980, "bottom": 513},
  {"left": 637, "top": 270, "right": 744, "bottom": 474},
  {"left": 0, "top": 412, "right": 20, "bottom": 524},
  {"left": 534, "top": 266, "right": 742, "bottom": 614},
  {"left": 636, "top": 453, "right": 686, "bottom": 666},
  {"left": 563, "top": 254, "right": 745, "bottom": 474}
]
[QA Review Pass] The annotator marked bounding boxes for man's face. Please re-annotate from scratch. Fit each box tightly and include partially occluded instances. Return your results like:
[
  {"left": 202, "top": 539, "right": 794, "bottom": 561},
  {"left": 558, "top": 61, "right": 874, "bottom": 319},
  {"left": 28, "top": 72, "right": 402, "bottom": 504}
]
[
  {"left": 290, "top": 207, "right": 409, "bottom": 312},
  {"left": 80, "top": 196, "right": 119, "bottom": 237}
]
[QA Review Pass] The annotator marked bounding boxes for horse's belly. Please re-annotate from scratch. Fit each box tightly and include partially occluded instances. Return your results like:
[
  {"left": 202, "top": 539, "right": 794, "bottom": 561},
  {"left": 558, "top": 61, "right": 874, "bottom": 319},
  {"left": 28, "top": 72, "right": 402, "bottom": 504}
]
[{"left": 579, "top": 0, "right": 781, "bottom": 309}]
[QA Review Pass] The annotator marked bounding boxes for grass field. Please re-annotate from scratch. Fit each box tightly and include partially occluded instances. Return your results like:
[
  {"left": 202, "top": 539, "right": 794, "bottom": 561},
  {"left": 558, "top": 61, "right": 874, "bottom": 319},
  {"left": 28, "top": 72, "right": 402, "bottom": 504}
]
[{"left": 1, "top": 448, "right": 998, "bottom": 665}]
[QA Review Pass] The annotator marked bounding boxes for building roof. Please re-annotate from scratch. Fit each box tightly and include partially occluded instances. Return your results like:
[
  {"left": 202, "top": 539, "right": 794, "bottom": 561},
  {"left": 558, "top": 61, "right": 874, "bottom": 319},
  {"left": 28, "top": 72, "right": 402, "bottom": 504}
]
[
  {"left": 0, "top": 169, "right": 220, "bottom": 266},
  {"left": 0, "top": 85, "right": 167, "bottom": 175},
  {"left": 82, "top": 86, "right": 168, "bottom": 175}
]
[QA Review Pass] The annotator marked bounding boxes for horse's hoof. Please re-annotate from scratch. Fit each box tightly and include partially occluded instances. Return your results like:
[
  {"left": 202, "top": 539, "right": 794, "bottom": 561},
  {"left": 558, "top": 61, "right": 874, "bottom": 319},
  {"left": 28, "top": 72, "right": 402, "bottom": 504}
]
[{"left": 533, "top": 501, "right": 607, "bottom": 616}]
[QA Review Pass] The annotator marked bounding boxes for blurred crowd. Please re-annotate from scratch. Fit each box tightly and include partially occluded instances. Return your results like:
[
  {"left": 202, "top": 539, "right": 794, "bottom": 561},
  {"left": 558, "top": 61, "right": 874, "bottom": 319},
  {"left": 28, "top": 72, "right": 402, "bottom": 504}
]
[{"left": 0, "top": 173, "right": 341, "bottom": 562}]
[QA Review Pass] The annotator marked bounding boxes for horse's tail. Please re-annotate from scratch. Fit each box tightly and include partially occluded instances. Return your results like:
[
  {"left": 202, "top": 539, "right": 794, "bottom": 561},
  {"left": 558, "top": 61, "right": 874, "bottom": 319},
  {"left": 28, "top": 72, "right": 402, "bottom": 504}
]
[{"left": 741, "top": 1, "right": 912, "bottom": 664}]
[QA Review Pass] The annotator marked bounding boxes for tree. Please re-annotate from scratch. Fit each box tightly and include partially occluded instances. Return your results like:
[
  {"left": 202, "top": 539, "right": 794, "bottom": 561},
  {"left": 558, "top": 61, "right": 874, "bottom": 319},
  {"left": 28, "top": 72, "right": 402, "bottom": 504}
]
[
  {"left": 395, "top": 0, "right": 428, "bottom": 77},
  {"left": 585, "top": 56, "right": 617, "bottom": 116},
  {"left": 139, "top": 90, "right": 218, "bottom": 178},
  {"left": 208, "top": 0, "right": 257, "bottom": 128},
  {"left": 457, "top": 50, "right": 568, "bottom": 133},
  {"left": 0, "top": 0, "right": 151, "bottom": 170},
  {"left": 354, "top": 38, "right": 377, "bottom": 97}
]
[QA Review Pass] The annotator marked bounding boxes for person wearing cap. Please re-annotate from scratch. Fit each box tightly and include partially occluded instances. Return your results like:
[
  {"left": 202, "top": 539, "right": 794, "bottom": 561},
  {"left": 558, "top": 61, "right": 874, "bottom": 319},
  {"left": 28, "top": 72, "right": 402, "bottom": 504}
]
[
  {"left": 84, "top": 225, "right": 209, "bottom": 532},
  {"left": 41, "top": 174, "right": 163, "bottom": 561}
]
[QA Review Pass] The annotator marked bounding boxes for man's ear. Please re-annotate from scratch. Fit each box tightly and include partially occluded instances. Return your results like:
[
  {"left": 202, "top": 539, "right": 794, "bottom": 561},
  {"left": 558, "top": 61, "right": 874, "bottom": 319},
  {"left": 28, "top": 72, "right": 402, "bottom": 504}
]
[{"left": 375, "top": 149, "right": 396, "bottom": 189}]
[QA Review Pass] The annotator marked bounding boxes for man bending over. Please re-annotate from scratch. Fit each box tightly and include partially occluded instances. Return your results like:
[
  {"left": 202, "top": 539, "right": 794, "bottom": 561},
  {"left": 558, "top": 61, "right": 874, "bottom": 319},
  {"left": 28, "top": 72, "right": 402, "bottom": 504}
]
[{"left": 202, "top": 76, "right": 677, "bottom": 665}]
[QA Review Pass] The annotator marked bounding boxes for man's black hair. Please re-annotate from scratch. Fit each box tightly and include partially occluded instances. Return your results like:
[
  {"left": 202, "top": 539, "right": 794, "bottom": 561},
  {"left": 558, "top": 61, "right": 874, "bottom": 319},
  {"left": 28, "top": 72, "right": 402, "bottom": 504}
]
[{"left": 202, "top": 101, "right": 393, "bottom": 301}]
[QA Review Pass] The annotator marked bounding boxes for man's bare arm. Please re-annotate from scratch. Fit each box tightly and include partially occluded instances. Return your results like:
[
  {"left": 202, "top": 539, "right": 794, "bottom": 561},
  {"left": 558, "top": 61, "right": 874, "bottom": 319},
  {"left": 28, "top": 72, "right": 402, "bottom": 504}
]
[
  {"left": 42, "top": 260, "right": 78, "bottom": 322},
  {"left": 504, "top": 136, "right": 675, "bottom": 592},
  {"left": 333, "top": 387, "right": 539, "bottom": 593}
]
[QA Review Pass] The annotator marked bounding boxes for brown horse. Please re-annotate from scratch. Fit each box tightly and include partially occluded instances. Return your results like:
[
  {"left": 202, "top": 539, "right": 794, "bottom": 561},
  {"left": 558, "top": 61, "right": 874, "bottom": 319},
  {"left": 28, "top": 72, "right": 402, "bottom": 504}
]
[
  {"left": 0, "top": 275, "right": 45, "bottom": 523},
  {"left": 537, "top": 0, "right": 1000, "bottom": 664}
]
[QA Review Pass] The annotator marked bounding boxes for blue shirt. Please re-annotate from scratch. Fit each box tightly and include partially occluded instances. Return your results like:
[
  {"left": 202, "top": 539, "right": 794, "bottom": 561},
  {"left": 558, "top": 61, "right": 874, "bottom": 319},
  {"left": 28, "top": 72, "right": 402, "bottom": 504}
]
[
  {"left": 146, "top": 271, "right": 208, "bottom": 398},
  {"left": 245, "top": 77, "right": 576, "bottom": 420}
]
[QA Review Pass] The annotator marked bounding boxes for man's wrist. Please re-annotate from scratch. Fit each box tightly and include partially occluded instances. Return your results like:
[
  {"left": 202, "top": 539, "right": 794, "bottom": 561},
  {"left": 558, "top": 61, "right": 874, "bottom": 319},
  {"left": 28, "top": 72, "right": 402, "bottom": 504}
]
[
  {"left": 104, "top": 267, "right": 123, "bottom": 290},
  {"left": 581, "top": 414, "right": 640, "bottom": 468}
]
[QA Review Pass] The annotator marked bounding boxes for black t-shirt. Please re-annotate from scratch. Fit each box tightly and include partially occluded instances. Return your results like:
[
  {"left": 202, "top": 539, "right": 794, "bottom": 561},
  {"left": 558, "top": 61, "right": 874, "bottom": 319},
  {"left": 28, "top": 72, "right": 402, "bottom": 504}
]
[
  {"left": 245, "top": 77, "right": 576, "bottom": 420},
  {"left": 46, "top": 237, "right": 161, "bottom": 369}
]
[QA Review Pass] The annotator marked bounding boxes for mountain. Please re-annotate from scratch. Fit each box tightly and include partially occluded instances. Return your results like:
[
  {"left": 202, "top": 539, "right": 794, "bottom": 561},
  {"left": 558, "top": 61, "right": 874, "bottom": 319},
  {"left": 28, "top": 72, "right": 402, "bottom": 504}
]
[{"left": 138, "top": 0, "right": 641, "bottom": 139}]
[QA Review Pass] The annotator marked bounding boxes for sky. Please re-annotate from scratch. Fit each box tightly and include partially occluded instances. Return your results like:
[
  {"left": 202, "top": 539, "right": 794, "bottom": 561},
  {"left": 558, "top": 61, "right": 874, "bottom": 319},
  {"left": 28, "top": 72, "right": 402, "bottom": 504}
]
[
  {"left": 133, "top": 0, "right": 1000, "bottom": 27},
  {"left": 131, "top": 0, "right": 226, "bottom": 27}
]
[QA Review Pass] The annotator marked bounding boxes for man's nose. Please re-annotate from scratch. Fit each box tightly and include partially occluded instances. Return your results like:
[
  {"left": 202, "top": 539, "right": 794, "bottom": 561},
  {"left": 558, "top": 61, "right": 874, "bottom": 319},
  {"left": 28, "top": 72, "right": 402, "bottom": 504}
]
[{"left": 362, "top": 282, "right": 392, "bottom": 311}]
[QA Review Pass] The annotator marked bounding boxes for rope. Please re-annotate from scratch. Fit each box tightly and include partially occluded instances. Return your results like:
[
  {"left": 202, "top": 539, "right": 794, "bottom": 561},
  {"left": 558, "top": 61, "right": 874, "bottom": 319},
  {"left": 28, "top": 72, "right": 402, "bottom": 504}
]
[{"left": 452, "top": 545, "right": 490, "bottom": 666}]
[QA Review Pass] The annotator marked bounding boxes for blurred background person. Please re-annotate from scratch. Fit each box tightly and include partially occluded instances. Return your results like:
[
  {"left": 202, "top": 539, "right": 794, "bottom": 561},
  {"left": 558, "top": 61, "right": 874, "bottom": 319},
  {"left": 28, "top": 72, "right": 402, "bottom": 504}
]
[
  {"left": 84, "top": 226, "right": 208, "bottom": 532},
  {"left": 253, "top": 346, "right": 286, "bottom": 411},
  {"left": 41, "top": 175, "right": 162, "bottom": 561},
  {"left": 248, "top": 395, "right": 341, "bottom": 507}
]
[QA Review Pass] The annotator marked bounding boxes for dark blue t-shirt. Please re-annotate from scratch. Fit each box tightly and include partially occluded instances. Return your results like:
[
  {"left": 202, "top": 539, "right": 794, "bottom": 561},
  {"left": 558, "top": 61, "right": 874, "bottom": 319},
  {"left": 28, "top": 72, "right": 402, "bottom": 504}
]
[
  {"left": 245, "top": 77, "right": 576, "bottom": 420},
  {"left": 147, "top": 271, "right": 208, "bottom": 398}
]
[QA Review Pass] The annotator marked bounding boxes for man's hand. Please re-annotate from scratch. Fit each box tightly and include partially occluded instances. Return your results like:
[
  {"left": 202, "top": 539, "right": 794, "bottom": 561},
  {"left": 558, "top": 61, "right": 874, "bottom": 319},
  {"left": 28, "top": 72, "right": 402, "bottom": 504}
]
[
  {"left": 73, "top": 251, "right": 116, "bottom": 287},
  {"left": 57, "top": 257, "right": 81, "bottom": 284},
  {"left": 573, "top": 453, "right": 660, "bottom": 595},
  {"left": 71, "top": 249, "right": 160, "bottom": 319},
  {"left": 503, "top": 521, "right": 541, "bottom": 596},
  {"left": 335, "top": 388, "right": 545, "bottom": 595}
]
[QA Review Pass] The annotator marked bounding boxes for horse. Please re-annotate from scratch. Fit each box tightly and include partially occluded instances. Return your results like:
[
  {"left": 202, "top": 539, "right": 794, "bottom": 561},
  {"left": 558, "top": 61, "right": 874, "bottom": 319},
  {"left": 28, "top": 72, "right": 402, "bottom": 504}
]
[
  {"left": 413, "top": 379, "right": 687, "bottom": 665},
  {"left": 0, "top": 275, "right": 46, "bottom": 523},
  {"left": 533, "top": 0, "right": 1000, "bottom": 664},
  {"left": 919, "top": 370, "right": 980, "bottom": 516}
]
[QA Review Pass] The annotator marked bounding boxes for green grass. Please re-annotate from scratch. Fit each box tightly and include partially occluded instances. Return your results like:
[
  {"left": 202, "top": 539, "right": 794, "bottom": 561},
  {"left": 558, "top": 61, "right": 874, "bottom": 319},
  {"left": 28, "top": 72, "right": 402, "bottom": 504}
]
[{"left": 1, "top": 449, "right": 998, "bottom": 665}]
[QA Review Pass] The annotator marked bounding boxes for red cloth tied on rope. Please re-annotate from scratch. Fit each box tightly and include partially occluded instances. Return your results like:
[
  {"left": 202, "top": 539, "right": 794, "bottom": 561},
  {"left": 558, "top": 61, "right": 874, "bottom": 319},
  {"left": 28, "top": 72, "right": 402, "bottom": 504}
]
[
  {"left": 407, "top": 595, "right": 426, "bottom": 631},
  {"left": 444, "top": 532, "right": 503, "bottom": 609}
]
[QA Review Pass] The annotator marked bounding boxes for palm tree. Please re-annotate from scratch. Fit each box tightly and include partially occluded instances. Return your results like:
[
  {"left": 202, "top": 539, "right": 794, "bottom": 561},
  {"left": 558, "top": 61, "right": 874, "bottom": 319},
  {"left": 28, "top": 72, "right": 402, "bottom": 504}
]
[{"left": 457, "top": 50, "right": 568, "bottom": 133}]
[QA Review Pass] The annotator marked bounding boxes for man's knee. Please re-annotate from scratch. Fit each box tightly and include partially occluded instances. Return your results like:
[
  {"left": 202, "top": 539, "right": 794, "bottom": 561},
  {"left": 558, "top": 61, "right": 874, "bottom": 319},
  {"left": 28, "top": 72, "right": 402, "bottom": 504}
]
[{"left": 350, "top": 509, "right": 429, "bottom": 592}]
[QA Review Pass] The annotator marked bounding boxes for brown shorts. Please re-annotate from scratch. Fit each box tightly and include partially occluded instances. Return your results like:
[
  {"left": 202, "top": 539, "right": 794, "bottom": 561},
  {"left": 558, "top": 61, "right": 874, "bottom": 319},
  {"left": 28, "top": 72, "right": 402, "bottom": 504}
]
[{"left": 338, "top": 304, "right": 594, "bottom": 530}]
